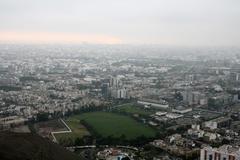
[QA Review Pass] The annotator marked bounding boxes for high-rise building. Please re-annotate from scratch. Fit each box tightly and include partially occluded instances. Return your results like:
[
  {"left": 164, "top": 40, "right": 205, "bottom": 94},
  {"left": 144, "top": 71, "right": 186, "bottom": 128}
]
[
  {"left": 110, "top": 88, "right": 128, "bottom": 99},
  {"left": 192, "top": 91, "right": 201, "bottom": 105},
  {"left": 182, "top": 89, "right": 193, "bottom": 105},
  {"left": 182, "top": 90, "right": 204, "bottom": 105},
  {"left": 110, "top": 76, "right": 119, "bottom": 88},
  {"left": 230, "top": 72, "right": 240, "bottom": 82},
  {"left": 117, "top": 88, "right": 127, "bottom": 99},
  {"left": 101, "top": 83, "right": 109, "bottom": 99}
]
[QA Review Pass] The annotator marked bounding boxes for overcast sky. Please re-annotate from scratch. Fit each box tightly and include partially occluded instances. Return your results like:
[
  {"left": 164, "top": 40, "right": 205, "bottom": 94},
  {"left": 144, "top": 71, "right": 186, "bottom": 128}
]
[{"left": 0, "top": 0, "right": 239, "bottom": 46}]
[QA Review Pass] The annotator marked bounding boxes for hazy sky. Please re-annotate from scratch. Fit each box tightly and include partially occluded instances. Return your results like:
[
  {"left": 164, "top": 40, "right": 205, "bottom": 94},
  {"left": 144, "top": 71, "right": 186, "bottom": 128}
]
[{"left": 0, "top": 0, "right": 240, "bottom": 46}]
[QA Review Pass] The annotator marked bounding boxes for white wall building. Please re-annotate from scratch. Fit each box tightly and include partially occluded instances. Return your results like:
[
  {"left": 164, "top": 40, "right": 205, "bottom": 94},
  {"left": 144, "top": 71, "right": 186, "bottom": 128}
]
[{"left": 137, "top": 100, "right": 169, "bottom": 109}]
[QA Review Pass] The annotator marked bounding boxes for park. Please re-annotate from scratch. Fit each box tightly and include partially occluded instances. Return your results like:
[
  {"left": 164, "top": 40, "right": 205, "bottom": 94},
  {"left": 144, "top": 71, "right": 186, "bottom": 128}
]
[{"left": 55, "top": 111, "right": 157, "bottom": 144}]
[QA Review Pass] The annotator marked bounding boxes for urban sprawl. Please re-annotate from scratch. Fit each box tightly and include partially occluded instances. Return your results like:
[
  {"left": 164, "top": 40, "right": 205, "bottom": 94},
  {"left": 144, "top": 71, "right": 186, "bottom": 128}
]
[{"left": 1, "top": 44, "right": 240, "bottom": 160}]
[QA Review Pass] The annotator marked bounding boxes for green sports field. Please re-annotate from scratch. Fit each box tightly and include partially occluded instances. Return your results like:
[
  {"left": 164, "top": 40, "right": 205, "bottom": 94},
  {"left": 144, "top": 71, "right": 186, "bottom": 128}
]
[
  {"left": 56, "top": 112, "right": 156, "bottom": 141},
  {"left": 74, "top": 112, "right": 156, "bottom": 139}
]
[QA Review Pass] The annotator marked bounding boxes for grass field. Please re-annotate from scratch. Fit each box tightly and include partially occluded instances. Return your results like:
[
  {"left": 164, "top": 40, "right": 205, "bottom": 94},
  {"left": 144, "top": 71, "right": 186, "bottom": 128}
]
[
  {"left": 55, "top": 112, "right": 156, "bottom": 141},
  {"left": 54, "top": 118, "right": 90, "bottom": 142},
  {"left": 116, "top": 103, "right": 154, "bottom": 116},
  {"left": 72, "top": 112, "right": 156, "bottom": 139}
]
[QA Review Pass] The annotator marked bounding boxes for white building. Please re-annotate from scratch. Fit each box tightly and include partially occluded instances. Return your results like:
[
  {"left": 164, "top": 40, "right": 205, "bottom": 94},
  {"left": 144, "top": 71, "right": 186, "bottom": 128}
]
[
  {"left": 188, "top": 124, "right": 205, "bottom": 139},
  {"left": 111, "top": 88, "right": 128, "bottom": 99},
  {"left": 182, "top": 90, "right": 204, "bottom": 105},
  {"left": 204, "top": 117, "right": 232, "bottom": 130},
  {"left": 110, "top": 76, "right": 119, "bottom": 88},
  {"left": 155, "top": 111, "right": 167, "bottom": 116},
  {"left": 165, "top": 113, "right": 183, "bottom": 119},
  {"left": 117, "top": 89, "right": 127, "bottom": 99},
  {"left": 204, "top": 121, "right": 218, "bottom": 130},
  {"left": 172, "top": 106, "right": 192, "bottom": 114},
  {"left": 137, "top": 100, "right": 169, "bottom": 109}
]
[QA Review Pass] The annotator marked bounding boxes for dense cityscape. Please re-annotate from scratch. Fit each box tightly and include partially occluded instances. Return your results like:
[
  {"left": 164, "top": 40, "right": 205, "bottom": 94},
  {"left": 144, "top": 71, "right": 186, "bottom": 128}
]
[{"left": 1, "top": 44, "right": 240, "bottom": 159}]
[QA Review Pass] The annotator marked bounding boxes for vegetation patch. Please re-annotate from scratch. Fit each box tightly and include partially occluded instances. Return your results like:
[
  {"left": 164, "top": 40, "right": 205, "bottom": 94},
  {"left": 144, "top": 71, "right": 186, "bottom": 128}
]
[
  {"left": 0, "top": 85, "right": 22, "bottom": 91},
  {"left": 73, "top": 112, "right": 156, "bottom": 140},
  {"left": 55, "top": 111, "right": 156, "bottom": 146}
]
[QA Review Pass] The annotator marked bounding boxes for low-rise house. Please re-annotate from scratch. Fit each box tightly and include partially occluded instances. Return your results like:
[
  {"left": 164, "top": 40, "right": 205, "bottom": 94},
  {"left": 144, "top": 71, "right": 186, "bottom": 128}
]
[{"left": 0, "top": 116, "right": 27, "bottom": 130}]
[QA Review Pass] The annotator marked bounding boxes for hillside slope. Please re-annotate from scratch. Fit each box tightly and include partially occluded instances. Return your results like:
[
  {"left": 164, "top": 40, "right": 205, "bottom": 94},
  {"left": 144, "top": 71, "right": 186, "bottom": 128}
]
[{"left": 0, "top": 131, "right": 81, "bottom": 160}]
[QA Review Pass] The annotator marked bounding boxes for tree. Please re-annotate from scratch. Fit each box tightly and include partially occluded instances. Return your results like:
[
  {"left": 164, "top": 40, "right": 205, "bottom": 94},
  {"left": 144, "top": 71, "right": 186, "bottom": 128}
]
[
  {"left": 82, "top": 135, "right": 94, "bottom": 145},
  {"left": 75, "top": 137, "right": 83, "bottom": 146},
  {"left": 36, "top": 113, "right": 49, "bottom": 122},
  {"left": 174, "top": 91, "right": 183, "bottom": 101}
]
